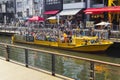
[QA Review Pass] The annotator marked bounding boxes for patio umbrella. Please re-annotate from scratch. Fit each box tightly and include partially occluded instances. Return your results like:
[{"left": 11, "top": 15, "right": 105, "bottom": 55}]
[
  {"left": 28, "top": 16, "right": 44, "bottom": 22},
  {"left": 47, "top": 16, "right": 56, "bottom": 20},
  {"left": 95, "top": 22, "right": 111, "bottom": 26}
]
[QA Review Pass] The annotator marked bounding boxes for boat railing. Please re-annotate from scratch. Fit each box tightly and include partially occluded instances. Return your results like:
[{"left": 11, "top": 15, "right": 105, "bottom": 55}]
[{"left": 0, "top": 43, "right": 119, "bottom": 80}]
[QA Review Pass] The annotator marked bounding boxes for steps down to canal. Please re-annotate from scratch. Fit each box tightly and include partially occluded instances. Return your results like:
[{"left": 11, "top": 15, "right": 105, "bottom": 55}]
[{"left": 0, "top": 59, "right": 72, "bottom": 80}]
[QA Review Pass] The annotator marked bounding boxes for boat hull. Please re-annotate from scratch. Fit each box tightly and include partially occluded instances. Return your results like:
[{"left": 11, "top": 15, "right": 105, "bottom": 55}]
[
  {"left": 12, "top": 35, "right": 112, "bottom": 53},
  {"left": 62, "top": 44, "right": 111, "bottom": 53}
]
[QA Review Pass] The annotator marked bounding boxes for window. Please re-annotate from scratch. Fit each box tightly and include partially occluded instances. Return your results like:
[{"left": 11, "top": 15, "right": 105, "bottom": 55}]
[
  {"left": 27, "top": 0, "right": 30, "bottom": 4},
  {"left": 63, "top": 0, "right": 85, "bottom": 4},
  {"left": 17, "top": 2, "right": 22, "bottom": 8},
  {"left": 17, "top": 12, "right": 22, "bottom": 17},
  {"left": 46, "top": 0, "right": 61, "bottom": 5},
  {"left": 0, "top": 4, "right": 1, "bottom": 8},
  {"left": 93, "top": 0, "right": 103, "bottom": 4},
  {"left": 34, "top": 0, "right": 39, "bottom": 3}
]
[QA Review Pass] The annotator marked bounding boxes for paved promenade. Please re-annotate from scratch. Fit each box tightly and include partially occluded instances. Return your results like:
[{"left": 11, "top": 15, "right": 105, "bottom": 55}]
[{"left": 0, "top": 59, "right": 71, "bottom": 80}]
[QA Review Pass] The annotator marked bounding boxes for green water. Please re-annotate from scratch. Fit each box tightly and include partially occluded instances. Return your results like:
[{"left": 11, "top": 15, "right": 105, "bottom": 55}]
[
  {"left": 0, "top": 35, "right": 120, "bottom": 80},
  {"left": 0, "top": 35, "right": 120, "bottom": 63}
]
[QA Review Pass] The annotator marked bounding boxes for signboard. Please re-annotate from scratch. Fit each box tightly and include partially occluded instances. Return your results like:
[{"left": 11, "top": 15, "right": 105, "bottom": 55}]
[
  {"left": 86, "top": 21, "right": 94, "bottom": 28},
  {"left": 44, "top": 0, "right": 63, "bottom": 11}
]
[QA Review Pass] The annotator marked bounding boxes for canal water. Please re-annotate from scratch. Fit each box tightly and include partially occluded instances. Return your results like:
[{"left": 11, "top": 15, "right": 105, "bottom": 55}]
[
  {"left": 0, "top": 35, "right": 120, "bottom": 80},
  {"left": 0, "top": 35, "right": 120, "bottom": 63}
]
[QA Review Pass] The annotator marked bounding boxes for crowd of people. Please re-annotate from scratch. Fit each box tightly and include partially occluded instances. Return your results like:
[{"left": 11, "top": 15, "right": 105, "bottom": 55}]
[
  {"left": 12, "top": 16, "right": 113, "bottom": 43},
  {"left": 17, "top": 25, "right": 111, "bottom": 44}
]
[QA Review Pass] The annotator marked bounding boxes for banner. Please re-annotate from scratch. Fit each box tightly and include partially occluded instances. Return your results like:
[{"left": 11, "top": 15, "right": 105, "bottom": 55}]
[{"left": 86, "top": 21, "right": 94, "bottom": 28}]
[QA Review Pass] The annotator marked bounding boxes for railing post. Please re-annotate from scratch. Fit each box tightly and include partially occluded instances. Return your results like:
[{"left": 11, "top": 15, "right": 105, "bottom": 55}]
[
  {"left": 5, "top": 45, "right": 9, "bottom": 61},
  {"left": 52, "top": 54, "right": 55, "bottom": 76},
  {"left": 25, "top": 49, "right": 28, "bottom": 67},
  {"left": 90, "top": 61, "right": 95, "bottom": 80}
]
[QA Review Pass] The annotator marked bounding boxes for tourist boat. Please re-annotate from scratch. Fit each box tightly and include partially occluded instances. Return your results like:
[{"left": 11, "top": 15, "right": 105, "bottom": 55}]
[{"left": 12, "top": 34, "right": 113, "bottom": 53}]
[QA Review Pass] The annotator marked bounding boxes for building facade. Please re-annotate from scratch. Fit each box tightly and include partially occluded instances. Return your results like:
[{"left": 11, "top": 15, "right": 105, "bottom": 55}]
[
  {"left": 57, "top": 0, "right": 86, "bottom": 24},
  {"left": 0, "top": 0, "right": 16, "bottom": 23},
  {"left": 16, "top": 0, "right": 44, "bottom": 18}
]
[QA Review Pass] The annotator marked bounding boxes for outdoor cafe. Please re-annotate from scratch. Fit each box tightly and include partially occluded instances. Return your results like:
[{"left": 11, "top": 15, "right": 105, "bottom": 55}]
[{"left": 84, "top": 6, "right": 120, "bottom": 31}]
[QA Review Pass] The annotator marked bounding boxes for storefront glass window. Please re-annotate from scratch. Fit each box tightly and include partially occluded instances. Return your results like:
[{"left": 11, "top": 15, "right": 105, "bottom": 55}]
[
  {"left": 46, "top": 0, "right": 61, "bottom": 5},
  {"left": 63, "top": 0, "right": 85, "bottom": 4},
  {"left": 17, "top": 2, "right": 22, "bottom": 8},
  {"left": 92, "top": 0, "right": 103, "bottom": 4}
]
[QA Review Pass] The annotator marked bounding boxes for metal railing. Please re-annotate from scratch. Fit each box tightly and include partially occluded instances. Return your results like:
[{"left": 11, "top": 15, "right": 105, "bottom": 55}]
[
  {"left": 0, "top": 43, "right": 120, "bottom": 80},
  {"left": 0, "top": 26, "right": 18, "bottom": 34}
]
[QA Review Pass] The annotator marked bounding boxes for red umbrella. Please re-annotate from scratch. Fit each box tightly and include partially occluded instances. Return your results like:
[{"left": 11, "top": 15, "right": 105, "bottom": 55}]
[{"left": 28, "top": 16, "right": 44, "bottom": 22}]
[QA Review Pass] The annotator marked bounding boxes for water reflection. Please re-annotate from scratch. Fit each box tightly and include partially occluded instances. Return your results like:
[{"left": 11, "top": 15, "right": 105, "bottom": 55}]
[
  {"left": 60, "top": 57, "right": 89, "bottom": 80},
  {"left": 0, "top": 35, "right": 120, "bottom": 63}
]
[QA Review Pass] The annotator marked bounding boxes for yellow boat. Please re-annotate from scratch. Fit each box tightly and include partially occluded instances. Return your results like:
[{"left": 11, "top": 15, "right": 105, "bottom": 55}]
[{"left": 12, "top": 34, "right": 113, "bottom": 53}]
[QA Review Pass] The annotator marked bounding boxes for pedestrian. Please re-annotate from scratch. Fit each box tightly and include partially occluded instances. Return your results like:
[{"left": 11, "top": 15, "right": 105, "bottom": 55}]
[
  {"left": 108, "top": 29, "right": 111, "bottom": 39},
  {"left": 79, "top": 21, "right": 84, "bottom": 29}
]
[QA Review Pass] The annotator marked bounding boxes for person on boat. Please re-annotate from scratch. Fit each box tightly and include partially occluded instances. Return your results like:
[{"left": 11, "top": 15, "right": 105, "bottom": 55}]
[
  {"left": 100, "top": 31, "right": 106, "bottom": 39},
  {"left": 89, "top": 28, "right": 96, "bottom": 36},
  {"left": 46, "top": 34, "right": 50, "bottom": 41},
  {"left": 79, "top": 21, "right": 84, "bottom": 29},
  {"left": 108, "top": 28, "right": 111, "bottom": 39},
  {"left": 67, "top": 30, "right": 72, "bottom": 43},
  {"left": 63, "top": 32, "right": 68, "bottom": 43},
  {"left": 60, "top": 35, "right": 64, "bottom": 43},
  {"left": 80, "top": 29, "right": 85, "bottom": 36},
  {"left": 84, "top": 39, "right": 88, "bottom": 45}
]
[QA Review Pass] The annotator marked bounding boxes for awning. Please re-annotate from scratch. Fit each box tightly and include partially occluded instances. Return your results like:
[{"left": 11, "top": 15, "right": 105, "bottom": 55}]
[
  {"left": 84, "top": 6, "right": 120, "bottom": 14},
  {"left": 105, "top": 6, "right": 120, "bottom": 12},
  {"left": 59, "top": 9, "right": 81, "bottom": 16},
  {"left": 85, "top": 12, "right": 103, "bottom": 14},
  {"left": 44, "top": 10, "right": 59, "bottom": 15}
]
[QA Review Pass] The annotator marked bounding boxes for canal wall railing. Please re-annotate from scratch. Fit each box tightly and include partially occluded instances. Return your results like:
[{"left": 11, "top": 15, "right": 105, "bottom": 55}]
[
  {"left": 0, "top": 26, "right": 20, "bottom": 34},
  {"left": 0, "top": 26, "right": 120, "bottom": 39},
  {"left": 0, "top": 43, "right": 120, "bottom": 80}
]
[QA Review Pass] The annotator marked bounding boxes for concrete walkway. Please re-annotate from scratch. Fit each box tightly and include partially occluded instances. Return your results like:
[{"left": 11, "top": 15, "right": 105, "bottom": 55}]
[{"left": 0, "top": 59, "right": 71, "bottom": 80}]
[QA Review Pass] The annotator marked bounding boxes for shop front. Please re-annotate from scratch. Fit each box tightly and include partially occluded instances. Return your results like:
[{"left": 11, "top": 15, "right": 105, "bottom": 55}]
[
  {"left": 84, "top": 6, "right": 120, "bottom": 30},
  {"left": 44, "top": 0, "right": 63, "bottom": 24},
  {"left": 57, "top": 2, "right": 85, "bottom": 28}
]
